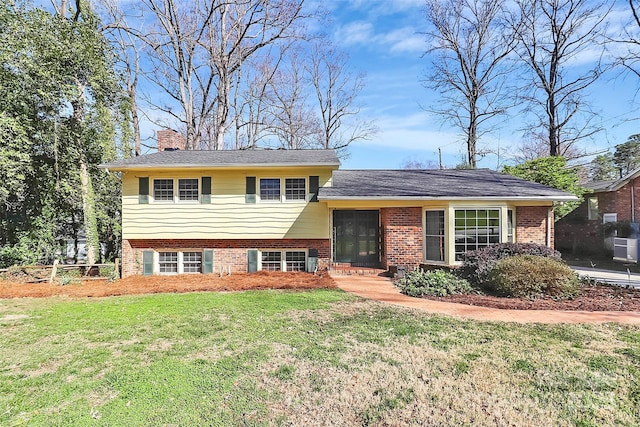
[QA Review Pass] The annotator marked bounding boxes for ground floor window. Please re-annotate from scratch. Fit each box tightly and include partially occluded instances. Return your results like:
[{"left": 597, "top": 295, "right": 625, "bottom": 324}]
[
  {"left": 286, "top": 251, "right": 306, "bottom": 271},
  {"left": 454, "top": 209, "right": 501, "bottom": 261},
  {"left": 425, "top": 210, "right": 445, "bottom": 262},
  {"left": 182, "top": 252, "right": 202, "bottom": 273},
  {"left": 259, "top": 250, "right": 307, "bottom": 272},
  {"left": 159, "top": 251, "right": 178, "bottom": 273},
  {"left": 261, "top": 251, "right": 282, "bottom": 271}
]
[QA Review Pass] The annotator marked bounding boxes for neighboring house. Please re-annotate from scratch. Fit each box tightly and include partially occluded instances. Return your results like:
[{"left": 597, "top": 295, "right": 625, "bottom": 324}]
[
  {"left": 556, "top": 168, "right": 640, "bottom": 254},
  {"left": 101, "top": 143, "right": 576, "bottom": 277}
]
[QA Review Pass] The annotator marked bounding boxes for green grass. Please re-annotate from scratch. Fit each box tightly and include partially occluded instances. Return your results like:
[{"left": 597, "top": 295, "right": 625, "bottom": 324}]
[{"left": 1, "top": 289, "right": 640, "bottom": 426}]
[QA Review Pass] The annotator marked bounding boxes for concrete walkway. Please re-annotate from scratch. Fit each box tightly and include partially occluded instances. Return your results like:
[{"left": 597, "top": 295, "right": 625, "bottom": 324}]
[
  {"left": 333, "top": 275, "right": 640, "bottom": 324},
  {"left": 572, "top": 266, "right": 640, "bottom": 288}
]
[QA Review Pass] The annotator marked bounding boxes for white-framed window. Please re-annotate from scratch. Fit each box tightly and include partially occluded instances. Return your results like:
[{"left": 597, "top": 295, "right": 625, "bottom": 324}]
[
  {"left": 587, "top": 197, "right": 599, "bottom": 220},
  {"left": 454, "top": 209, "right": 501, "bottom": 261},
  {"left": 261, "top": 251, "right": 282, "bottom": 271},
  {"left": 154, "top": 179, "right": 174, "bottom": 202},
  {"left": 260, "top": 178, "right": 281, "bottom": 201},
  {"left": 507, "top": 209, "right": 514, "bottom": 243},
  {"left": 285, "top": 178, "right": 306, "bottom": 201},
  {"left": 285, "top": 251, "right": 306, "bottom": 271},
  {"left": 182, "top": 251, "right": 202, "bottom": 273},
  {"left": 258, "top": 249, "right": 307, "bottom": 272},
  {"left": 158, "top": 251, "right": 178, "bottom": 273},
  {"left": 603, "top": 213, "right": 617, "bottom": 224},
  {"left": 424, "top": 210, "right": 445, "bottom": 262},
  {"left": 178, "top": 179, "right": 199, "bottom": 201}
]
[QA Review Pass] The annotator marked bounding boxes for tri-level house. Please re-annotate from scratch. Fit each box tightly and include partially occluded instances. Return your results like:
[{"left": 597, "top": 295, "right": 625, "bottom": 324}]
[{"left": 102, "top": 134, "right": 576, "bottom": 277}]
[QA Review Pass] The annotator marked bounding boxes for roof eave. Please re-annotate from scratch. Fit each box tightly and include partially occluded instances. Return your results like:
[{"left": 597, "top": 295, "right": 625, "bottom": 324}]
[
  {"left": 318, "top": 195, "right": 578, "bottom": 202},
  {"left": 100, "top": 162, "right": 341, "bottom": 171}
]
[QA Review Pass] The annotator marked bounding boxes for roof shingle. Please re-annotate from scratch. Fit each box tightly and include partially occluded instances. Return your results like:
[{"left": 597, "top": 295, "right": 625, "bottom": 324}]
[
  {"left": 319, "top": 169, "right": 577, "bottom": 200},
  {"left": 101, "top": 149, "right": 340, "bottom": 169}
]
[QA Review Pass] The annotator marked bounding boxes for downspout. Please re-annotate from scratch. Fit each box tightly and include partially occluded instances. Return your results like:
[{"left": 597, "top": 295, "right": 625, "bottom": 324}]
[
  {"left": 546, "top": 207, "right": 552, "bottom": 248},
  {"left": 632, "top": 183, "right": 635, "bottom": 223}
]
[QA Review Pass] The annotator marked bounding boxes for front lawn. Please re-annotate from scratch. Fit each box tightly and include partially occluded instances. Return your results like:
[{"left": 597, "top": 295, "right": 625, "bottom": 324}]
[{"left": 2, "top": 289, "right": 640, "bottom": 426}]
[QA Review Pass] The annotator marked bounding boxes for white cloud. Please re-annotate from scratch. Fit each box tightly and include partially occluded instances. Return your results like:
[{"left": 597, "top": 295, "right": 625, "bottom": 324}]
[
  {"left": 334, "top": 21, "right": 375, "bottom": 46},
  {"left": 383, "top": 28, "right": 425, "bottom": 53}
]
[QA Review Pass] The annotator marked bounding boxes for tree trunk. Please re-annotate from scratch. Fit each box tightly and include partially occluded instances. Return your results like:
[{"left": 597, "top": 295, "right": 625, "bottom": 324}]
[{"left": 78, "top": 154, "right": 98, "bottom": 265}]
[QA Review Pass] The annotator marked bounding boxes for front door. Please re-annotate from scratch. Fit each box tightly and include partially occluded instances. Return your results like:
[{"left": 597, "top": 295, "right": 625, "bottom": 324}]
[{"left": 333, "top": 210, "right": 380, "bottom": 267}]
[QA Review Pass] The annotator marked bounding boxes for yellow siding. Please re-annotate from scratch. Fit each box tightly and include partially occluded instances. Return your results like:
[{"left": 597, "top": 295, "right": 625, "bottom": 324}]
[{"left": 122, "top": 167, "right": 333, "bottom": 239}]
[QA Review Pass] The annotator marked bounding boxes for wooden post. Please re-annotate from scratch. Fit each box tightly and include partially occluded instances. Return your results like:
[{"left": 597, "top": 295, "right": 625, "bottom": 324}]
[
  {"left": 114, "top": 258, "right": 120, "bottom": 280},
  {"left": 49, "top": 260, "right": 59, "bottom": 283}
]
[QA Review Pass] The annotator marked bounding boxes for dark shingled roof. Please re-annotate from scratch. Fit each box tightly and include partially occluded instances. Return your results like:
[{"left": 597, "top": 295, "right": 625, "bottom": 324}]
[
  {"left": 101, "top": 149, "right": 340, "bottom": 169},
  {"left": 583, "top": 180, "right": 617, "bottom": 193},
  {"left": 319, "top": 169, "right": 578, "bottom": 201}
]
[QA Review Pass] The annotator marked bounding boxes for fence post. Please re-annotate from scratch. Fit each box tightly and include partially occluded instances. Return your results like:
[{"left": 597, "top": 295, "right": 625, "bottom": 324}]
[
  {"left": 49, "top": 259, "right": 59, "bottom": 283},
  {"left": 114, "top": 258, "right": 120, "bottom": 280}
]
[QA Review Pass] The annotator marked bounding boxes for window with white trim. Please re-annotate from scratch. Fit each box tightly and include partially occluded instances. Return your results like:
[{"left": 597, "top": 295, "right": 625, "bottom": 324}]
[
  {"left": 285, "top": 178, "right": 306, "bottom": 201},
  {"left": 424, "top": 210, "right": 445, "bottom": 262},
  {"left": 454, "top": 209, "right": 501, "bottom": 261},
  {"left": 603, "top": 213, "right": 617, "bottom": 224},
  {"left": 258, "top": 250, "right": 307, "bottom": 272},
  {"left": 507, "top": 209, "right": 514, "bottom": 243},
  {"left": 159, "top": 251, "right": 178, "bottom": 273},
  {"left": 587, "top": 197, "right": 599, "bottom": 220},
  {"left": 182, "top": 252, "right": 202, "bottom": 273},
  {"left": 261, "top": 251, "right": 282, "bottom": 271},
  {"left": 178, "top": 179, "right": 199, "bottom": 201},
  {"left": 286, "top": 251, "right": 306, "bottom": 271},
  {"left": 154, "top": 179, "right": 174, "bottom": 201},
  {"left": 260, "top": 178, "right": 281, "bottom": 201}
]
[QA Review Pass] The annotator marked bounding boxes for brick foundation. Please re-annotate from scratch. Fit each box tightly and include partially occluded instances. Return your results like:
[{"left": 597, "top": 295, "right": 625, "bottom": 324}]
[
  {"left": 122, "top": 238, "right": 330, "bottom": 277},
  {"left": 516, "top": 206, "right": 553, "bottom": 248},
  {"left": 380, "top": 207, "right": 423, "bottom": 269}
]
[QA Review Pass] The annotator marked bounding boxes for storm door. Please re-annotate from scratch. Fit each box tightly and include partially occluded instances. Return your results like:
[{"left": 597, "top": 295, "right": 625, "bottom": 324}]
[{"left": 333, "top": 210, "right": 380, "bottom": 267}]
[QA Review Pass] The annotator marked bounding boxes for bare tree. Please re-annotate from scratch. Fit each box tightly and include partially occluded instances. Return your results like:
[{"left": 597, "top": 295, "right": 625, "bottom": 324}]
[
  {"left": 204, "top": 0, "right": 307, "bottom": 150},
  {"left": 266, "top": 50, "right": 321, "bottom": 149},
  {"left": 307, "top": 41, "right": 377, "bottom": 155},
  {"left": 610, "top": 1, "right": 640, "bottom": 84},
  {"left": 423, "top": 0, "right": 515, "bottom": 168},
  {"left": 509, "top": 0, "right": 610, "bottom": 157},
  {"left": 97, "top": 1, "right": 142, "bottom": 156}
]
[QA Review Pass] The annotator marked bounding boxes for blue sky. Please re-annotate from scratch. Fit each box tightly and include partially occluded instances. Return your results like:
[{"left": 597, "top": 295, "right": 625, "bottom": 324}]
[{"left": 318, "top": 0, "right": 640, "bottom": 170}]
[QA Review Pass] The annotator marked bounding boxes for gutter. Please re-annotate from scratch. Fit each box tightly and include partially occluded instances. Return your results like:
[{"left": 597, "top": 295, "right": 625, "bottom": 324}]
[
  {"left": 98, "top": 162, "right": 341, "bottom": 170},
  {"left": 318, "top": 195, "right": 579, "bottom": 202}
]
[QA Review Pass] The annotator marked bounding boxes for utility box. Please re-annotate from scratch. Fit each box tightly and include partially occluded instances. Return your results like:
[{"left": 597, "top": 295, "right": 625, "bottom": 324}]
[{"left": 613, "top": 238, "right": 639, "bottom": 263}]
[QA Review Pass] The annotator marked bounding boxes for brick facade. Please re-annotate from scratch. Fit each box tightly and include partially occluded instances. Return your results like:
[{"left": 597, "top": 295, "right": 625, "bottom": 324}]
[
  {"left": 122, "top": 238, "right": 330, "bottom": 277},
  {"left": 516, "top": 206, "right": 553, "bottom": 247},
  {"left": 380, "top": 207, "right": 423, "bottom": 269},
  {"left": 555, "top": 176, "right": 640, "bottom": 254}
]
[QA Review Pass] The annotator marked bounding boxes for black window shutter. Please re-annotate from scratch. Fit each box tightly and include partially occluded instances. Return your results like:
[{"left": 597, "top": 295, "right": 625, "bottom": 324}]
[
  {"left": 309, "top": 175, "right": 319, "bottom": 202},
  {"left": 139, "top": 177, "right": 149, "bottom": 204},
  {"left": 201, "top": 176, "right": 211, "bottom": 203},
  {"left": 245, "top": 176, "right": 256, "bottom": 203}
]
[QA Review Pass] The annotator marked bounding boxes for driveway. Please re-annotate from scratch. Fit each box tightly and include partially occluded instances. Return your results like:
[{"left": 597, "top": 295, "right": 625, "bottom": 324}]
[
  {"left": 572, "top": 266, "right": 640, "bottom": 288},
  {"left": 334, "top": 275, "right": 640, "bottom": 324}
]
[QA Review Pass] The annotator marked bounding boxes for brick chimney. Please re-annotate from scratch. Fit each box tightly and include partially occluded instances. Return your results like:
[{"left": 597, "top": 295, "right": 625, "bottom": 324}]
[{"left": 157, "top": 129, "right": 187, "bottom": 151}]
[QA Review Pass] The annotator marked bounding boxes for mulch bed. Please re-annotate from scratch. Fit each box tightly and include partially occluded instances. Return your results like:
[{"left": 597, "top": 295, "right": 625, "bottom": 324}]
[
  {"left": 420, "top": 285, "right": 640, "bottom": 311},
  {"left": 0, "top": 272, "right": 335, "bottom": 299}
]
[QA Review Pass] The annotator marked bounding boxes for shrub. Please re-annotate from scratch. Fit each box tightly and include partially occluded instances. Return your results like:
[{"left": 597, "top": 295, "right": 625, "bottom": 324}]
[
  {"left": 395, "top": 269, "right": 474, "bottom": 297},
  {"left": 488, "top": 255, "right": 578, "bottom": 299},
  {"left": 458, "top": 243, "right": 562, "bottom": 289}
]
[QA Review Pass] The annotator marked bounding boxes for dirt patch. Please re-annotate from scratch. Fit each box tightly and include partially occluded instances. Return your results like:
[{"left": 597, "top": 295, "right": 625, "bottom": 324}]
[
  {"left": 420, "top": 285, "right": 640, "bottom": 311},
  {"left": 0, "top": 272, "right": 335, "bottom": 299}
]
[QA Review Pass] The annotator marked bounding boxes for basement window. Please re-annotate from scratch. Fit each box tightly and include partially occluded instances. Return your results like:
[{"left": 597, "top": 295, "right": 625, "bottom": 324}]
[{"left": 159, "top": 252, "right": 178, "bottom": 273}]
